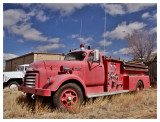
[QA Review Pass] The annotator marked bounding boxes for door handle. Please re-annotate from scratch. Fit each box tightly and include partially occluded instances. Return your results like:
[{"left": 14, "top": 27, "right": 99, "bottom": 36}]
[{"left": 99, "top": 65, "right": 103, "bottom": 67}]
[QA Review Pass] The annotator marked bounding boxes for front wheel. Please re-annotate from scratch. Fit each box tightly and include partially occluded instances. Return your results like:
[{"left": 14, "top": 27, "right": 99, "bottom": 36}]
[
  {"left": 53, "top": 83, "right": 83, "bottom": 110},
  {"left": 8, "top": 81, "right": 19, "bottom": 90}
]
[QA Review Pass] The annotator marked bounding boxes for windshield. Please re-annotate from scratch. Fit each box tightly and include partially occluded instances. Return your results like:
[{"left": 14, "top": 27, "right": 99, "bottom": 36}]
[
  {"left": 17, "top": 66, "right": 24, "bottom": 71},
  {"left": 64, "top": 51, "right": 86, "bottom": 61}
]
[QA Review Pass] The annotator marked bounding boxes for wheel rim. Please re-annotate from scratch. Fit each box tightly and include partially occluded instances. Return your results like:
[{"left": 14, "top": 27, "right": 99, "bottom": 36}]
[
  {"left": 9, "top": 84, "right": 18, "bottom": 89},
  {"left": 60, "top": 89, "right": 78, "bottom": 108},
  {"left": 137, "top": 84, "right": 142, "bottom": 93}
]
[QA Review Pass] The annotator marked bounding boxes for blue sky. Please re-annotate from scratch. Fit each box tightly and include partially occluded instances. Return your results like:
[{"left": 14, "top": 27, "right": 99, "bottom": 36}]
[{"left": 3, "top": 3, "right": 157, "bottom": 62}]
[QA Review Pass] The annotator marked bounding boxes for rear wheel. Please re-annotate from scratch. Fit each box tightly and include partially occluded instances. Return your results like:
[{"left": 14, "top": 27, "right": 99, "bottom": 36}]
[
  {"left": 53, "top": 83, "right": 83, "bottom": 110},
  {"left": 136, "top": 81, "right": 143, "bottom": 93}
]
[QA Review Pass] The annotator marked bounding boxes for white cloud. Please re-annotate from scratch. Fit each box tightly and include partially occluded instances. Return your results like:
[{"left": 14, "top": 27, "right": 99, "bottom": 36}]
[
  {"left": 71, "top": 34, "right": 79, "bottom": 38},
  {"left": 113, "top": 48, "right": 133, "bottom": 55},
  {"left": 99, "top": 50, "right": 110, "bottom": 56},
  {"left": 3, "top": 9, "right": 29, "bottom": 28},
  {"left": 29, "top": 9, "right": 49, "bottom": 22},
  {"left": 101, "top": 3, "right": 156, "bottom": 16},
  {"left": 103, "top": 21, "right": 146, "bottom": 40},
  {"left": 3, "top": 53, "right": 18, "bottom": 61},
  {"left": 150, "top": 27, "right": 157, "bottom": 33},
  {"left": 70, "top": 34, "right": 94, "bottom": 46},
  {"left": 10, "top": 23, "right": 48, "bottom": 41},
  {"left": 36, "top": 10, "right": 49, "bottom": 22},
  {"left": 37, "top": 43, "right": 65, "bottom": 52},
  {"left": 94, "top": 47, "right": 110, "bottom": 56},
  {"left": 142, "top": 12, "right": 157, "bottom": 21},
  {"left": 48, "top": 38, "right": 60, "bottom": 43},
  {"left": 3, "top": 53, "right": 19, "bottom": 70},
  {"left": 102, "top": 4, "right": 125, "bottom": 16},
  {"left": 42, "top": 3, "right": 88, "bottom": 16},
  {"left": 20, "top": 3, "right": 32, "bottom": 8},
  {"left": 77, "top": 37, "right": 94, "bottom": 46},
  {"left": 154, "top": 13, "right": 157, "bottom": 19},
  {"left": 119, "top": 48, "right": 133, "bottom": 55},
  {"left": 113, "top": 51, "right": 118, "bottom": 55},
  {"left": 4, "top": 9, "right": 59, "bottom": 43},
  {"left": 125, "top": 3, "right": 156, "bottom": 13},
  {"left": 17, "top": 39, "right": 24, "bottom": 43},
  {"left": 99, "top": 39, "right": 112, "bottom": 46},
  {"left": 142, "top": 12, "right": 150, "bottom": 18}
]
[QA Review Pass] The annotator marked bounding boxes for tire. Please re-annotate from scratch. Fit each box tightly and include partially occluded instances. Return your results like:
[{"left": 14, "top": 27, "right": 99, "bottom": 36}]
[
  {"left": 136, "top": 81, "right": 143, "bottom": 93},
  {"left": 53, "top": 83, "right": 83, "bottom": 110},
  {"left": 8, "top": 81, "right": 19, "bottom": 90}
]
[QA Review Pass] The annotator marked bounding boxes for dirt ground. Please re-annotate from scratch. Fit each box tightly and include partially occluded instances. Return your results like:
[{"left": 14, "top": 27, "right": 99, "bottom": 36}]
[{"left": 3, "top": 87, "right": 157, "bottom": 119}]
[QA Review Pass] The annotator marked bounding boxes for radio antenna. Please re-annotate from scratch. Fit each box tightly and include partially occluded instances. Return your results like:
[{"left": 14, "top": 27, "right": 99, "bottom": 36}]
[
  {"left": 104, "top": 11, "right": 106, "bottom": 55},
  {"left": 80, "top": 19, "right": 82, "bottom": 45}
]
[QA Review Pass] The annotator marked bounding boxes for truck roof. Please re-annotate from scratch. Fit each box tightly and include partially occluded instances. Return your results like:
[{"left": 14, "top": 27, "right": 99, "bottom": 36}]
[{"left": 18, "top": 64, "right": 29, "bottom": 66}]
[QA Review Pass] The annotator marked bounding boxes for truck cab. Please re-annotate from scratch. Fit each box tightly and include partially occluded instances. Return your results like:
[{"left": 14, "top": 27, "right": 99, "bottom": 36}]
[
  {"left": 3, "top": 64, "right": 29, "bottom": 89},
  {"left": 18, "top": 45, "right": 150, "bottom": 109}
]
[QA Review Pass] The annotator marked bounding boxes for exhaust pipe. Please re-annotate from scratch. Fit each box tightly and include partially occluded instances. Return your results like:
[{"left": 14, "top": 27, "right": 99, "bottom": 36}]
[{"left": 31, "top": 94, "right": 36, "bottom": 99}]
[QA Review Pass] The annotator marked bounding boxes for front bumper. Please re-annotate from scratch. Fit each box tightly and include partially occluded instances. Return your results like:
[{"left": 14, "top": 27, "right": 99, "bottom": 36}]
[{"left": 18, "top": 86, "right": 51, "bottom": 96}]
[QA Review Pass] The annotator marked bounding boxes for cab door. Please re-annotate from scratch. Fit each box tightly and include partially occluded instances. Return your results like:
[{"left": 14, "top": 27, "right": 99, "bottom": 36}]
[{"left": 84, "top": 52, "right": 105, "bottom": 86}]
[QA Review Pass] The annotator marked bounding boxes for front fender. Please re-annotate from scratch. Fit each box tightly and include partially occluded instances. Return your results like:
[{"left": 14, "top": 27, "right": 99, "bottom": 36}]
[
  {"left": 3, "top": 72, "right": 24, "bottom": 83},
  {"left": 46, "top": 74, "right": 87, "bottom": 96}
]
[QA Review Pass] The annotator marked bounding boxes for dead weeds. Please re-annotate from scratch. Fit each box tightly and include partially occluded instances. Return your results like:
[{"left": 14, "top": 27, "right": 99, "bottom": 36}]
[{"left": 3, "top": 87, "right": 157, "bottom": 119}]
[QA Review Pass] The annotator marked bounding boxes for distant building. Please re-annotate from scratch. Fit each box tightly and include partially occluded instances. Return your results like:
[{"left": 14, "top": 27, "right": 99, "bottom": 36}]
[{"left": 5, "top": 52, "right": 65, "bottom": 71}]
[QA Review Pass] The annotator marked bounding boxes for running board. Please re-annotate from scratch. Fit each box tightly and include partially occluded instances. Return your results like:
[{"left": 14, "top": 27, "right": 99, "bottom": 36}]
[{"left": 87, "top": 90, "right": 130, "bottom": 98}]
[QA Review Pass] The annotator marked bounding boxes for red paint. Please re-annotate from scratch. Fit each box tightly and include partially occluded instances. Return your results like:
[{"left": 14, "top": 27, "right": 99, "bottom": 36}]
[
  {"left": 18, "top": 85, "right": 51, "bottom": 96},
  {"left": 18, "top": 45, "right": 150, "bottom": 100},
  {"left": 86, "top": 85, "right": 104, "bottom": 94}
]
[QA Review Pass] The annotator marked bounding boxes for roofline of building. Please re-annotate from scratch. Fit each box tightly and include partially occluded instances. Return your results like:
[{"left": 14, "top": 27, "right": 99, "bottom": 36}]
[{"left": 6, "top": 52, "right": 66, "bottom": 61}]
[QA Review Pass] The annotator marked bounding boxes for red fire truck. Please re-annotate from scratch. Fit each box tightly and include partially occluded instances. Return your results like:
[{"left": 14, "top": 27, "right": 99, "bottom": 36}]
[{"left": 18, "top": 45, "right": 150, "bottom": 109}]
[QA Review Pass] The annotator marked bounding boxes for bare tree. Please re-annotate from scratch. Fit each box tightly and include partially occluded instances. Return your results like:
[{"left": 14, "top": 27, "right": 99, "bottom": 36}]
[{"left": 126, "top": 29, "right": 157, "bottom": 62}]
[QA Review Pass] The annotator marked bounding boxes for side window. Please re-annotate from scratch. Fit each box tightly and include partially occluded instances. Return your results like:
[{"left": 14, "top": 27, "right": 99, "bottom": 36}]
[
  {"left": 87, "top": 53, "right": 94, "bottom": 62},
  {"left": 87, "top": 53, "right": 100, "bottom": 63}
]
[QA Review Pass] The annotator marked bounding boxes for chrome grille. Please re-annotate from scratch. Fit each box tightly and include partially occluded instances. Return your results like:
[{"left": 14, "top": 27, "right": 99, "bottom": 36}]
[{"left": 25, "top": 75, "right": 36, "bottom": 88}]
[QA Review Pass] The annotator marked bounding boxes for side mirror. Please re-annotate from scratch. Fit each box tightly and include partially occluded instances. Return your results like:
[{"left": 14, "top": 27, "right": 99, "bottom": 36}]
[{"left": 94, "top": 49, "right": 99, "bottom": 61}]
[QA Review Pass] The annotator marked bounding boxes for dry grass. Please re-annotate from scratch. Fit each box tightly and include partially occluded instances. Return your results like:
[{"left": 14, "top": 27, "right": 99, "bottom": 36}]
[{"left": 3, "top": 87, "right": 157, "bottom": 119}]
